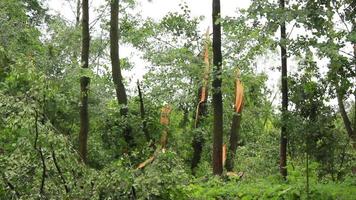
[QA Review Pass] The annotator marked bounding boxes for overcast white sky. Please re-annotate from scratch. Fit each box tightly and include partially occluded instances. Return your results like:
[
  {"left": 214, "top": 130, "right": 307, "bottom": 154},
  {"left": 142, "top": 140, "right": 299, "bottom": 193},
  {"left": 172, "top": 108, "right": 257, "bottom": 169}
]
[
  {"left": 46, "top": 0, "right": 262, "bottom": 84},
  {"left": 45, "top": 0, "right": 353, "bottom": 107}
]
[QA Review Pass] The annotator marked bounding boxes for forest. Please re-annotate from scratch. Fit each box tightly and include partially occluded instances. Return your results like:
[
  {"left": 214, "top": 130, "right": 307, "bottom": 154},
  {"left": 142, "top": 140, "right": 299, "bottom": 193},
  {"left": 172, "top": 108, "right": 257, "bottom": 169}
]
[{"left": 0, "top": 0, "right": 355, "bottom": 199}]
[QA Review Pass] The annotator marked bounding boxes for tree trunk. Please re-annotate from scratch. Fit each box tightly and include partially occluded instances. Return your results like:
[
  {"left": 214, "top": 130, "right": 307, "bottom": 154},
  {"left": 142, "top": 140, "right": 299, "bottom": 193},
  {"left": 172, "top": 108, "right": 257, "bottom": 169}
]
[
  {"left": 279, "top": 0, "right": 288, "bottom": 179},
  {"left": 110, "top": 0, "right": 133, "bottom": 146},
  {"left": 78, "top": 0, "right": 90, "bottom": 164},
  {"left": 212, "top": 0, "right": 223, "bottom": 175},
  {"left": 137, "top": 80, "right": 149, "bottom": 141},
  {"left": 191, "top": 29, "right": 211, "bottom": 174},
  {"left": 191, "top": 86, "right": 208, "bottom": 173},
  {"left": 225, "top": 113, "right": 241, "bottom": 171},
  {"left": 337, "top": 91, "right": 356, "bottom": 149},
  {"left": 160, "top": 105, "right": 172, "bottom": 149},
  {"left": 75, "top": 0, "right": 81, "bottom": 26},
  {"left": 225, "top": 72, "right": 243, "bottom": 172}
]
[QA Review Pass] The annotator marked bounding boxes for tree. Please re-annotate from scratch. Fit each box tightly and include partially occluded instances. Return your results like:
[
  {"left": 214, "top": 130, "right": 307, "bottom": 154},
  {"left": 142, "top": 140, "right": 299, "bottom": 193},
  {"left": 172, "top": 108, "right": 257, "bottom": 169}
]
[
  {"left": 294, "top": 0, "right": 355, "bottom": 150},
  {"left": 137, "top": 80, "right": 149, "bottom": 141},
  {"left": 110, "top": 0, "right": 133, "bottom": 146},
  {"left": 279, "top": 0, "right": 288, "bottom": 179},
  {"left": 225, "top": 69, "right": 244, "bottom": 172},
  {"left": 79, "top": 0, "right": 90, "bottom": 163},
  {"left": 212, "top": 0, "right": 224, "bottom": 175},
  {"left": 191, "top": 30, "right": 210, "bottom": 173}
]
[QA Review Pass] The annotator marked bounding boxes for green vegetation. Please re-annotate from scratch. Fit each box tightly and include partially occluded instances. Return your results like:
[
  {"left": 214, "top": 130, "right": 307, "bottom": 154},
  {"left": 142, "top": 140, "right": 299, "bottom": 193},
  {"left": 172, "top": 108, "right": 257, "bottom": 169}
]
[{"left": 0, "top": 0, "right": 355, "bottom": 199}]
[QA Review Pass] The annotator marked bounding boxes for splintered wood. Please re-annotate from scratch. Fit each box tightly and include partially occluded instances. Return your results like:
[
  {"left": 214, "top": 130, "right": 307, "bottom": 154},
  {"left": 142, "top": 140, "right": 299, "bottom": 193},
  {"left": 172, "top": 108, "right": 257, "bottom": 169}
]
[
  {"left": 160, "top": 105, "right": 172, "bottom": 126},
  {"left": 194, "top": 28, "right": 211, "bottom": 128},
  {"left": 200, "top": 27, "right": 210, "bottom": 103},
  {"left": 234, "top": 69, "right": 244, "bottom": 113},
  {"left": 160, "top": 104, "right": 171, "bottom": 149},
  {"left": 137, "top": 156, "right": 155, "bottom": 169},
  {"left": 136, "top": 105, "right": 172, "bottom": 170},
  {"left": 222, "top": 144, "right": 226, "bottom": 166}
]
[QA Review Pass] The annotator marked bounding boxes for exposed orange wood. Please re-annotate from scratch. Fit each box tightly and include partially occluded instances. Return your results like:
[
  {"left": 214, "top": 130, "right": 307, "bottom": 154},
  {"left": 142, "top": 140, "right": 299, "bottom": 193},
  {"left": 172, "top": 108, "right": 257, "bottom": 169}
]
[
  {"left": 222, "top": 144, "right": 227, "bottom": 166},
  {"left": 160, "top": 105, "right": 172, "bottom": 148},
  {"left": 160, "top": 105, "right": 172, "bottom": 126},
  {"left": 137, "top": 156, "right": 155, "bottom": 169},
  {"left": 234, "top": 69, "right": 244, "bottom": 113},
  {"left": 194, "top": 28, "right": 211, "bottom": 128}
]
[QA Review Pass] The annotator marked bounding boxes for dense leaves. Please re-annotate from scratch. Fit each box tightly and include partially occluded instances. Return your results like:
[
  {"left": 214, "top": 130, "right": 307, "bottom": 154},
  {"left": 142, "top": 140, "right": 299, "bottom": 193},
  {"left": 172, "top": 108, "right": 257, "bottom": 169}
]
[{"left": 0, "top": 0, "right": 355, "bottom": 199}]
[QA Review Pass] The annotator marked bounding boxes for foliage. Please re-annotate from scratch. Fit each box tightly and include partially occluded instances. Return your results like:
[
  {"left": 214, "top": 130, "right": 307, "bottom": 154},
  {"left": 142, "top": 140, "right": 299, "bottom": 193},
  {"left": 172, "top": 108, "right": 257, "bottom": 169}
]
[{"left": 1, "top": 0, "right": 355, "bottom": 199}]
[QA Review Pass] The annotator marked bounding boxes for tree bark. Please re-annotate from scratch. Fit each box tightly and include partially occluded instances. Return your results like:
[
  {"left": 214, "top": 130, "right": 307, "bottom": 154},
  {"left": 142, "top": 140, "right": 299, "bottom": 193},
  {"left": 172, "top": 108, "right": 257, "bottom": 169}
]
[
  {"left": 279, "top": 0, "right": 288, "bottom": 179},
  {"left": 75, "top": 0, "right": 81, "bottom": 26},
  {"left": 225, "top": 113, "right": 241, "bottom": 172},
  {"left": 79, "top": 0, "right": 90, "bottom": 164},
  {"left": 337, "top": 90, "right": 356, "bottom": 149},
  {"left": 137, "top": 80, "right": 149, "bottom": 141},
  {"left": 110, "top": 0, "right": 133, "bottom": 146},
  {"left": 52, "top": 150, "right": 70, "bottom": 193},
  {"left": 354, "top": 49, "right": 356, "bottom": 145},
  {"left": 159, "top": 105, "right": 171, "bottom": 149},
  {"left": 191, "top": 87, "right": 208, "bottom": 174},
  {"left": 212, "top": 0, "right": 223, "bottom": 175}
]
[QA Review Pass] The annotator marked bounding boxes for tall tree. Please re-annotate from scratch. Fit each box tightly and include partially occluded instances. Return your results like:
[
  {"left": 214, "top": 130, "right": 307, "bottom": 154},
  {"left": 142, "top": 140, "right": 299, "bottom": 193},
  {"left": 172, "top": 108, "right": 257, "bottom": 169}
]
[
  {"left": 110, "top": 0, "right": 132, "bottom": 146},
  {"left": 212, "top": 0, "right": 223, "bottom": 175},
  {"left": 279, "top": 0, "right": 288, "bottom": 179},
  {"left": 79, "top": 0, "right": 90, "bottom": 163}
]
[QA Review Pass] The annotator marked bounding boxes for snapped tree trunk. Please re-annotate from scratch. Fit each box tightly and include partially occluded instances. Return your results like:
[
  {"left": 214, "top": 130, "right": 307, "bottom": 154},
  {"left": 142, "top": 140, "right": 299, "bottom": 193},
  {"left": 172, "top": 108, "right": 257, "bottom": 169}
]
[
  {"left": 225, "top": 71, "right": 244, "bottom": 172},
  {"left": 279, "top": 0, "right": 288, "bottom": 179},
  {"left": 79, "top": 0, "right": 90, "bottom": 164},
  {"left": 212, "top": 0, "right": 224, "bottom": 175},
  {"left": 137, "top": 80, "right": 149, "bottom": 141},
  {"left": 191, "top": 29, "right": 210, "bottom": 174},
  {"left": 110, "top": 0, "right": 133, "bottom": 146},
  {"left": 160, "top": 105, "right": 172, "bottom": 149},
  {"left": 225, "top": 113, "right": 241, "bottom": 171},
  {"left": 191, "top": 86, "right": 208, "bottom": 173}
]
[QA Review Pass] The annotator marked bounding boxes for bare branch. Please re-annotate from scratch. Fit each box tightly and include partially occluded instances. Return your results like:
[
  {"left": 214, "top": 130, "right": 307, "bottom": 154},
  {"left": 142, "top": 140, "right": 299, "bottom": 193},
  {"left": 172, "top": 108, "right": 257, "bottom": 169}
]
[{"left": 52, "top": 150, "right": 70, "bottom": 193}]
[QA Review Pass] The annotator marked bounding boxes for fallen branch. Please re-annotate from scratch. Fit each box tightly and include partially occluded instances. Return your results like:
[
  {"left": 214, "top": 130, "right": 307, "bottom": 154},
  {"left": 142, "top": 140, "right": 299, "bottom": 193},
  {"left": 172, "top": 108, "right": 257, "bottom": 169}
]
[
  {"left": 136, "top": 156, "right": 155, "bottom": 170},
  {"left": 52, "top": 150, "right": 70, "bottom": 193},
  {"left": 38, "top": 147, "right": 46, "bottom": 195},
  {"left": 34, "top": 110, "right": 39, "bottom": 149}
]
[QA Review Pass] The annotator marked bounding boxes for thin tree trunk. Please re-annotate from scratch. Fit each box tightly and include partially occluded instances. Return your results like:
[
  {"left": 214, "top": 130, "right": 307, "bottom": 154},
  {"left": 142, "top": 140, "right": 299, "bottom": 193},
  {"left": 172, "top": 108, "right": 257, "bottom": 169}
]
[
  {"left": 353, "top": 25, "right": 356, "bottom": 174},
  {"left": 225, "top": 71, "right": 243, "bottom": 172},
  {"left": 137, "top": 80, "right": 149, "bottom": 141},
  {"left": 279, "top": 0, "right": 288, "bottom": 179},
  {"left": 353, "top": 26, "right": 356, "bottom": 148},
  {"left": 180, "top": 106, "right": 189, "bottom": 128},
  {"left": 212, "top": 0, "right": 223, "bottom": 175},
  {"left": 76, "top": 0, "right": 81, "bottom": 26},
  {"left": 337, "top": 91, "right": 356, "bottom": 148},
  {"left": 191, "top": 86, "right": 208, "bottom": 174},
  {"left": 38, "top": 147, "right": 46, "bottom": 195},
  {"left": 225, "top": 113, "right": 241, "bottom": 171},
  {"left": 110, "top": 0, "right": 133, "bottom": 146},
  {"left": 159, "top": 105, "right": 172, "bottom": 149},
  {"left": 79, "top": 0, "right": 90, "bottom": 163},
  {"left": 191, "top": 30, "right": 210, "bottom": 173}
]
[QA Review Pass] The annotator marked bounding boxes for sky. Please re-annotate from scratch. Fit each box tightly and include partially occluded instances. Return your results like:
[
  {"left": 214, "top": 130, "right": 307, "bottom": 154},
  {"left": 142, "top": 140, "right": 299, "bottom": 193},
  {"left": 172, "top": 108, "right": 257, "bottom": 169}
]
[
  {"left": 46, "top": 0, "right": 263, "bottom": 85},
  {"left": 45, "top": 0, "right": 352, "bottom": 107}
]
